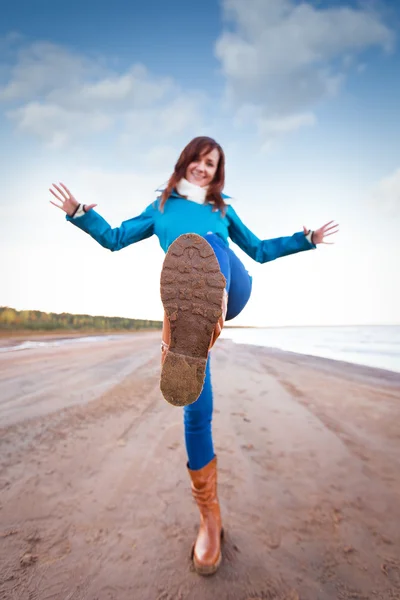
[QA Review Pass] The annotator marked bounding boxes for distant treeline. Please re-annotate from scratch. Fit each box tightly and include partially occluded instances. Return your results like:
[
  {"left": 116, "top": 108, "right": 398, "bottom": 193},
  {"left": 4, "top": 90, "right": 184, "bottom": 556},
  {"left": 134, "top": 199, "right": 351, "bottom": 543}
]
[{"left": 0, "top": 306, "right": 162, "bottom": 332}]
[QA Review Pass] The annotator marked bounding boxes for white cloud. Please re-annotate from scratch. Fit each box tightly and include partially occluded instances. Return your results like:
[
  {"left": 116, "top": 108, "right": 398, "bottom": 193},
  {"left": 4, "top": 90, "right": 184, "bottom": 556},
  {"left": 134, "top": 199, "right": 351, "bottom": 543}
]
[
  {"left": 74, "top": 64, "right": 172, "bottom": 109},
  {"left": 372, "top": 167, "right": 400, "bottom": 214},
  {"left": 216, "top": 0, "right": 394, "bottom": 139},
  {"left": 141, "top": 144, "right": 181, "bottom": 172},
  {"left": 257, "top": 111, "right": 316, "bottom": 150},
  {"left": 0, "top": 41, "right": 203, "bottom": 147},
  {"left": 233, "top": 102, "right": 316, "bottom": 147},
  {"left": 0, "top": 42, "right": 92, "bottom": 101},
  {"left": 8, "top": 102, "right": 113, "bottom": 148},
  {"left": 258, "top": 111, "right": 316, "bottom": 135},
  {"left": 123, "top": 94, "right": 206, "bottom": 140}
]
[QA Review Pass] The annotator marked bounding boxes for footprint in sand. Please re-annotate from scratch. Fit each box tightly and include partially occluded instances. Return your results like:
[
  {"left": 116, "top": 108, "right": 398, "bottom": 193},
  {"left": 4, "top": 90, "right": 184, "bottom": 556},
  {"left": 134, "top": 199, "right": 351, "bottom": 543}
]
[
  {"left": 241, "top": 443, "right": 255, "bottom": 451},
  {"left": 167, "top": 442, "right": 180, "bottom": 450}
]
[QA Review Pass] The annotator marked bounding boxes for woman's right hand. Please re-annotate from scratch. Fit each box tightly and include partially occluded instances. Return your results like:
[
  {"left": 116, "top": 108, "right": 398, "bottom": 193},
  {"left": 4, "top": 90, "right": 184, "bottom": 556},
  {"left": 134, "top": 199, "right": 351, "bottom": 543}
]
[{"left": 49, "top": 182, "right": 97, "bottom": 216}]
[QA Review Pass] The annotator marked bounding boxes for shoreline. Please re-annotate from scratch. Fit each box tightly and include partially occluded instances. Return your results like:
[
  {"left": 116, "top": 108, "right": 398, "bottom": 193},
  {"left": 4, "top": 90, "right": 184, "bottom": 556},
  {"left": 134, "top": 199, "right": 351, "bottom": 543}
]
[
  {"left": 244, "top": 342, "right": 400, "bottom": 384},
  {"left": 0, "top": 328, "right": 160, "bottom": 347},
  {"left": 2, "top": 327, "right": 400, "bottom": 380}
]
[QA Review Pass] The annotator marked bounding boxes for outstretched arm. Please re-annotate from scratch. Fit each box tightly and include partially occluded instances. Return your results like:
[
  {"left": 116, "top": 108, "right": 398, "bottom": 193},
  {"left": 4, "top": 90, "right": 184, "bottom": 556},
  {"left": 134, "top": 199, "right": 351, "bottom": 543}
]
[
  {"left": 227, "top": 206, "right": 339, "bottom": 263},
  {"left": 49, "top": 182, "right": 155, "bottom": 251}
]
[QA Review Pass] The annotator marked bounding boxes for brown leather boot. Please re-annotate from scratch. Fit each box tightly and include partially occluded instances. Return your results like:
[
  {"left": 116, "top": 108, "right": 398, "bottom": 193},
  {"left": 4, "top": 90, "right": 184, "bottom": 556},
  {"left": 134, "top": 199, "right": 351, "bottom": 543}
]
[
  {"left": 188, "top": 456, "right": 223, "bottom": 575},
  {"left": 160, "top": 234, "right": 227, "bottom": 407}
]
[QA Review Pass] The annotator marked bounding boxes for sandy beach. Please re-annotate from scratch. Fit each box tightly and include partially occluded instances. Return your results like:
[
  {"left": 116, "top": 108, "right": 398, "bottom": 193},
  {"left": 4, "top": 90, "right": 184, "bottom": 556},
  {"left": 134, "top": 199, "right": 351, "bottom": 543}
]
[{"left": 0, "top": 332, "right": 399, "bottom": 600}]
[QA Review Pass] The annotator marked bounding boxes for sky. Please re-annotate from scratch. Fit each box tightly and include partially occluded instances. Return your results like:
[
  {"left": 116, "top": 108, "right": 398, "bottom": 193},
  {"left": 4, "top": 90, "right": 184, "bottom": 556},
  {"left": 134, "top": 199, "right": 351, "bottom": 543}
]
[{"left": 1, "top": 0, "right": 399, "bottom": 327}]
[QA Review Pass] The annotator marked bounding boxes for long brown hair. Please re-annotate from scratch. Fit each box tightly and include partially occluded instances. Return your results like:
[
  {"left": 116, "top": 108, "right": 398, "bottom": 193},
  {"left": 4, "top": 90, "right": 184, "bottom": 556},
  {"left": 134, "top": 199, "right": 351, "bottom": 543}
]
[{"left": 159, "top": 136, "right": 226, "bottom": 213}]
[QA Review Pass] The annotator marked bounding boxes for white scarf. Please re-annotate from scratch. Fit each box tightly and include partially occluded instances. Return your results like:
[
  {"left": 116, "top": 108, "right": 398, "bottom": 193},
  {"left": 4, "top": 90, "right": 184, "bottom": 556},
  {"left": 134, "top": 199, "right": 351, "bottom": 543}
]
[{"left": 176, "top": 178, "right": 208, "bottom": 204}]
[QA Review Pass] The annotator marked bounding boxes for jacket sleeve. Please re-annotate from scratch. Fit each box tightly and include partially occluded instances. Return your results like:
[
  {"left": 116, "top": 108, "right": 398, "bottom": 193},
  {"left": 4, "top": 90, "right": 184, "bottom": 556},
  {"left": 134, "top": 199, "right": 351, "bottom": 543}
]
[
  {"left": 65, "top": 202, "right": 155, "bottom": 251},
  {"left": 226, "top": 205, "right": 316, "bottom": 264}
]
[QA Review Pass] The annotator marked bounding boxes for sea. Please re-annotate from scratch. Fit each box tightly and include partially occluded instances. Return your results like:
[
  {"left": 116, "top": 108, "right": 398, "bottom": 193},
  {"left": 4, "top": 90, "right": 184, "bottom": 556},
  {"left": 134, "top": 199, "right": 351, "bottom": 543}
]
[
  {"left": 221, "top": 324, "right": 400, "bottom": 374},
  {"left": 1, "top": 325, "right": 400, "bottom": 375}
]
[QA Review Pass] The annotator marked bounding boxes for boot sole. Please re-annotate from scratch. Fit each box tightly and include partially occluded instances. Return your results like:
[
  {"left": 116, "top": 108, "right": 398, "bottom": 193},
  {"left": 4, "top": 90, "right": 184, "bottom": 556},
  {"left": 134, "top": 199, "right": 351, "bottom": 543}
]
[{"left": 160, "top": 234, "right": 226, "bottom": 407}]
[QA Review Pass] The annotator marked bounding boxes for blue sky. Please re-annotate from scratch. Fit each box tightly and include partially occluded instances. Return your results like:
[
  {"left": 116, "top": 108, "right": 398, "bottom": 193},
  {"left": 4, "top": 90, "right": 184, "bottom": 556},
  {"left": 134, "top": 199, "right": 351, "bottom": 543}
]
[{"left": 1, "top": 0, "right": 399, "bottom": 326}]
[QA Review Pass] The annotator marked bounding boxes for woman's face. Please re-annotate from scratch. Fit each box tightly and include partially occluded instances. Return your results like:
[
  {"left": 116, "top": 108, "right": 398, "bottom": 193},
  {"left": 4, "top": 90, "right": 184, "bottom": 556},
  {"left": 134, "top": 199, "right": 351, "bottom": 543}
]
[{"left": 185, "top": 148, "right": 220, "bottom": 188}]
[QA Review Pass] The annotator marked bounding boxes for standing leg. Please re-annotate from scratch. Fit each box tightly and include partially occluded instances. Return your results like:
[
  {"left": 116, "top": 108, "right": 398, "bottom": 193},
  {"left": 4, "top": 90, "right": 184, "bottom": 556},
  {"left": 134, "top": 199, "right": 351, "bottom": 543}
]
[{"left": 184, "top": 358, "right": 223, "bottom": 575}]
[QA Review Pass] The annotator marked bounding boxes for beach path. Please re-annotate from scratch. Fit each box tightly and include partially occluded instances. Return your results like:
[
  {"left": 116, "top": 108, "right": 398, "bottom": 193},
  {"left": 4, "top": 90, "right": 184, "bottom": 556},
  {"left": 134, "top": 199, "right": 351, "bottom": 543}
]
[{"left": 0, "top": 333, "right": 399, "bottom": 600}]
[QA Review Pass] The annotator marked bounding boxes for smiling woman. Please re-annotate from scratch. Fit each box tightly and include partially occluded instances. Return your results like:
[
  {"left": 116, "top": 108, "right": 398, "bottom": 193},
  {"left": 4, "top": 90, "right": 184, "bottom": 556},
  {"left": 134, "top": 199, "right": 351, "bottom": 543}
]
[
  {"left": 159, "top": 137, "right": 226, "bottom": 213},
  {"left": 49, "top": 135, "right": 338, "bottom": 576}
]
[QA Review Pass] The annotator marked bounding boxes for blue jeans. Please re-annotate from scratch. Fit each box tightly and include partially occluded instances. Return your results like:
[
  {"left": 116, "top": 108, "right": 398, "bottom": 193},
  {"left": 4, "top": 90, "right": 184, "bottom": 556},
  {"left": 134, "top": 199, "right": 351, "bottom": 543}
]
[{"left": 184, "top": 234, "right": 252, "bottom": 470}]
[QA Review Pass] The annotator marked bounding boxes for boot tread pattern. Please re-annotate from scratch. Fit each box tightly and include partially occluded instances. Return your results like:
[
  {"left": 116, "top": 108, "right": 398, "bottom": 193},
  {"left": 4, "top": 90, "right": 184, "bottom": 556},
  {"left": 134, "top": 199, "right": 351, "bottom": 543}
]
[{"left": 160, "top": 234, "right": 226, "bottom": 406}]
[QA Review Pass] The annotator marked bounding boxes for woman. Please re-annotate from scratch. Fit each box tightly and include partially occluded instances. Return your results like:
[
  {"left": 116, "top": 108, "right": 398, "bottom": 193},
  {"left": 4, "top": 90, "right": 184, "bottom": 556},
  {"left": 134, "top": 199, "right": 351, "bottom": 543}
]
[{"left": 49, "top": 136, "right": 338, "bottom": 576}]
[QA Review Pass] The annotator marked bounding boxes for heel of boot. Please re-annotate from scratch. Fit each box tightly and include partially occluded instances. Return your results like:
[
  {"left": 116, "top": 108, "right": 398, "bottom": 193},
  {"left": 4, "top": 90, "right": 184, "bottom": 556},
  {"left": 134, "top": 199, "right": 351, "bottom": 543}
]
[
  {"left": 193, "top": 551, "right": 221, "bottom": 576},
  {"left": 160, "top": 351, "right": 207, "bottom": 406}
]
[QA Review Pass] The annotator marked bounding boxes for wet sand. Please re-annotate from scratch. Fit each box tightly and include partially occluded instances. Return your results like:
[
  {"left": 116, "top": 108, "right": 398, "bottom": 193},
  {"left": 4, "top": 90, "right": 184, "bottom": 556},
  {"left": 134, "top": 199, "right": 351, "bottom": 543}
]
[{"left": 0, "top": 332, "right": 399, "bottom": 600}]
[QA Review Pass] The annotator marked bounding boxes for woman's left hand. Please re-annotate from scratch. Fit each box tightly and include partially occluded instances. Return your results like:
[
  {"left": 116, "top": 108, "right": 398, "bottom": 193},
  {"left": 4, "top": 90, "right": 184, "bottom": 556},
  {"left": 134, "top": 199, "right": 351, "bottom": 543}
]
[{"left": 303, "top": 221, "right": 339, "bottom": 245}]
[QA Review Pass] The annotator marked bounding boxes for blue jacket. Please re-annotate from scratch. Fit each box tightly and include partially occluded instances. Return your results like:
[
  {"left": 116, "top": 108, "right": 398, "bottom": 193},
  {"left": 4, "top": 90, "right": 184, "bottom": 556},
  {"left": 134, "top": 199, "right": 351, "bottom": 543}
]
[{"left": 66, "top": 190, "right": 315, "bottom": 263}]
